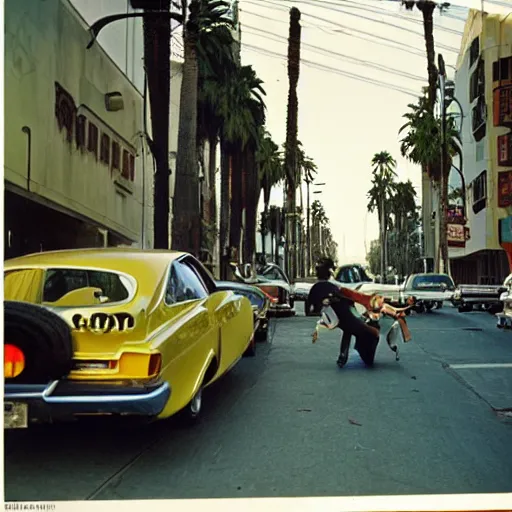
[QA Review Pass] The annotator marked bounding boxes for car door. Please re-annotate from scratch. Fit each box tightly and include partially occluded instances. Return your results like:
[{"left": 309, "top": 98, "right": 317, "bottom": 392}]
[
  {"left": 157, "top": 258, "right": 217, "bottom": 415},
  {"left": 185, "top": 257, "right": 252, "bottom": 378}
]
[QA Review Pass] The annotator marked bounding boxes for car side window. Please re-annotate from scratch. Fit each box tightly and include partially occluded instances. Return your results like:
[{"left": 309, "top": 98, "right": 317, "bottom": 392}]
[{"left": 165, "top": 261, "right": 208, "bottom": 305}]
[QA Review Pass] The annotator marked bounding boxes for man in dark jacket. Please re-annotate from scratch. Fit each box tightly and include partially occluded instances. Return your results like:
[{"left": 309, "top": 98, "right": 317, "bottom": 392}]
[{"left": 307, "top": 258, "right": 385, "bottom": 368}]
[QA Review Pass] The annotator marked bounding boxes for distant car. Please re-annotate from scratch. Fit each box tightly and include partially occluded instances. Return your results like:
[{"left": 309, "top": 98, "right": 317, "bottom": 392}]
[
  {"left": 232, "top": 263, "right": 295, "bottom": 316},
  {"left": 216, "top": 280, "right": 271, "bottom": 343},
  {"left": 452, "top": 277, "right": 507, "bottom": 314},
  {"left": 495, "top": 274, "right": 512, "bottom": 329},
  {"left": 403, "top": 273, "right": 455, "bottom": 312},
  {"left": 3, "top": 248, "right": 256, "bottom": 429}
]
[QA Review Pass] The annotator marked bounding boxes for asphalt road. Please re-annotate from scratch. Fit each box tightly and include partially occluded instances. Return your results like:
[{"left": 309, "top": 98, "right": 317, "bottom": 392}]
[{"left": 5, "top": 304, "right": 512, "bottom": 502}]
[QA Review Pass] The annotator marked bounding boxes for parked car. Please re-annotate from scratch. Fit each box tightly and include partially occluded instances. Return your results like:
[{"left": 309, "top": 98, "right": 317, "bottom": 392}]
[
  {"left": 3, "top": 248, "right": 256, "bottom": 429},
  {"left": 231, "top": 263, "right": 295, "bottom": 316},
  {"left": 496, "top": 274, "right": 512, "bottom": 329},
  {"left": 216, "top": 280, "right": 271, "bottom": 343},
  {"left": 452, "top": 273, "right": 509, "bottom": 314},
  {"left": 402, "top": 273, "right": 455, "bottom": 312}
]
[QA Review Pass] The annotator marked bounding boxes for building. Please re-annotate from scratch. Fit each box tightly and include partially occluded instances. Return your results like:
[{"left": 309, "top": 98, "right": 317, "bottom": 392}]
[
  {"left": 448, "top": 8, "right": 512, "bottom": 285},
  {"left": 4, "top": 0, "right": 184, "bottom": 259}
]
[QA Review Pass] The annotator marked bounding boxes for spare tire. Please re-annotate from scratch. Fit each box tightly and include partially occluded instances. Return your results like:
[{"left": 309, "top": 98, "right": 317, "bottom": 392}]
[{"left": 4, "top": 301, "right": 75, "bottom": 384}]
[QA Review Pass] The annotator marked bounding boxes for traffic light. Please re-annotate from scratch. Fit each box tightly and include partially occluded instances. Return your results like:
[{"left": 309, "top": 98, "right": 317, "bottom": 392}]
[{"left": 130, "top": 0, "right": 170, "bottom": 9}]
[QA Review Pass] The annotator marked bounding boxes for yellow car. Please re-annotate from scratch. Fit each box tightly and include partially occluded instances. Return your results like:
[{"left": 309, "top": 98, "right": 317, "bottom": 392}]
[{"left": 3, "top": 248, "right": 255, "bottom": 429}]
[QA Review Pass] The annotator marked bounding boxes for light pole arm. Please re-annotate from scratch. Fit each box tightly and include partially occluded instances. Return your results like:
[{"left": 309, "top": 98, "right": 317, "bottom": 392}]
[{"left": 86, "top": 12, "right": 183, "bottom": 50}]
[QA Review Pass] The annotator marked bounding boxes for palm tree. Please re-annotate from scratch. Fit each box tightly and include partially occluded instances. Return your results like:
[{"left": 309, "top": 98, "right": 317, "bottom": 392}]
[
  {"left": 216, "top": 64, "right": 266, "bottom": 277},
  {"left": 257, "top": 132, "right": 284, "bottom": 259},
  {"left": 399, "top": 94, "right": 460, "bottom": 272},
  {"left": 142, "top": 0, "right": 173, "bottom": 249},
  {"left": 196, "top": 17, "right": 237, "bottom": 262},
  {"left": 268, "top": 205, "right": 284, "bottom": 264},
  {"left": 171, "top": 0, "right": 233, "bottom": 256},
  {"left": 390, "top": 180, "right": 417, "bottom": 276},
  {"left": 401, "top": 0, "right": 444, "bottom": 111},
  {"left": 284, "top": 6, "right": 302, "bottom": 281},
  {"left": 367, "top": 151, "right": 398, "bottom": 282}
]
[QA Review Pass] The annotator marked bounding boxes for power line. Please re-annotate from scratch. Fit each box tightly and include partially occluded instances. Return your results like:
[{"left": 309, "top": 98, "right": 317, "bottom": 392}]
[
  {"left": 242, "top": 8, "right": 439, "bottom": 59},
  {"left": 277, "top": 0, "right": 465, "bottom": 35},
  {"left": 245, "top": 0, "right": 460, "bottom": 53},
  {"left": 243, "top": 24, "right": 427, "bottom": 82},
  {"left": 242, "top": 43, "right": 422, "bottom": 97}
]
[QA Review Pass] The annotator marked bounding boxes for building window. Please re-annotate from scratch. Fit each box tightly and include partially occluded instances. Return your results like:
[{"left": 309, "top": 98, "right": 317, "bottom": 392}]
[
  {"left": 112, "top": 142, "right": 120, "bottom": 170},
  {"left": 55, "top": 82, "right": 77, "bottom": 144},
  {"left": 472, "top": 170, "right": 487, "bottom": 214},
  {"left": 100, "top": 133, "right": 110, "bottom": 165},
  {"left": 469, "top": 58, "right": 485, "bottom": 103},
  {"left": 75, "top": 115, "right": 86, "bottom": 151},
  {"left": 472, "top": 96, "right": 487, "bottom": 142},
  {"left": 469, "top": 37, "right": 479, "bottom": 68},
  {"left": 129, "top": 154, "right": 135, "bottom": 181},
  {"left": 122, "top": 150, "right": 130, "bottom": 179},
  {"left": 493, "top": 57, "right": 512, "bottom": 82},
  {"left": 87, "top": 123, "right": 98, "bottom": 158}
]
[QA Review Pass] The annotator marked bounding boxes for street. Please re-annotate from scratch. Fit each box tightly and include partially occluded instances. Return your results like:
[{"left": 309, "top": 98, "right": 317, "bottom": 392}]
[{"left": 4, "top": 305, "right": 512, "bottom": 502}]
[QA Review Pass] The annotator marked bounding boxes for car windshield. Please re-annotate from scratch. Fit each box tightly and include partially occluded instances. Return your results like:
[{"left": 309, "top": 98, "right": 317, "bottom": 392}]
[
  {"left": 41, "top": 268, "right": 135, "bottom": 305},
  {"left": 412, "top": 274, "right": 454, "bottom": 289},
  {"left": 258, "top": 266, "right": 285, "bottom": 282}
]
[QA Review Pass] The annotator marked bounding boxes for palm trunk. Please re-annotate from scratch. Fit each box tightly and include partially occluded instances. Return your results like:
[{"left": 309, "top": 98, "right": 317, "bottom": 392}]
[
  {"left": 171, "top": 23, "right": 200, "bottom": 255},
  {"left": 219, "top": 138, "right": 231, "bottom": 279},
  {"left": 142, "top": 4, "right": 171, "bottom": 249},
  {"left": 284, "top": 7, "right": 302, "bottom": 281},
  {"left": 440, "top": 164, "right": 450, "bottom": 274},
  {"left": 229, "top": 147, "right": 243, "bottom": 264},
  {"left": 243, "top": 147, "right": 258, "bottom": 264},
  {"left": 208, "top": 134, "right": 217, "bottom": 240},
  {"left": 379, "top": 201, "right": 385, "bottom": 282},
  {"left": 418, "top": 1, "right": 438, "bottom": 112}
]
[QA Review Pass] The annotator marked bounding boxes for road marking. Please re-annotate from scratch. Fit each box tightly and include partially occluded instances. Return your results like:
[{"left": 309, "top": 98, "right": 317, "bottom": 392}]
[{"left": 449, "top": 363, "right": 512, "bottom": 369}]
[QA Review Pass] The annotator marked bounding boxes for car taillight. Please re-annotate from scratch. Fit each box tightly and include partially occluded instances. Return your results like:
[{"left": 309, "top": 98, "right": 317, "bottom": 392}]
[
  {"left": 259, "top": 286, "right": 279, "bottom": 301},
  {"left": 148, "top": 353, "right": 162, "bottom": 377},
  {"left": 260, "top": 288, "right": 279, "bottom": 303},
  {"left": 4, "top": 344, "right": 25, "bottom": 378}
]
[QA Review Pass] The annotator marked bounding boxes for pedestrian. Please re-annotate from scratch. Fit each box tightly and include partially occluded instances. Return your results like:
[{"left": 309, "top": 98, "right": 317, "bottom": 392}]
[{"left": 307, "top": 258, "right": 402, "bottom": 368}]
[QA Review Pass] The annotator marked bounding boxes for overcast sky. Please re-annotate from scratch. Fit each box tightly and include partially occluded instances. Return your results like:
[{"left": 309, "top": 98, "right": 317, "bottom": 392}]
[{"left": 238, "top": 0, "right": 511, "bottom": 264}]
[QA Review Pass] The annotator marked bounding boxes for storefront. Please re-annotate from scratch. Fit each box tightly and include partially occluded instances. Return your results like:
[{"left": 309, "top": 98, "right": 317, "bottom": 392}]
[
  {"left": 4, "top": 188, "right": 132, "bottom": 260},
  {"left": 499, "top": 215, "right": 512, "bottom": 273}
]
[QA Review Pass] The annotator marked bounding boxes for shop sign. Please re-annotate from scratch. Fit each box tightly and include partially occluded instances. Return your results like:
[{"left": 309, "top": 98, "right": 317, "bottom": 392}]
[
  {"left": 497, "top": 133, "right": 512, "bottom": 166},
  {"left": 447, "top": 205, "right": 465, "bottom": 224},
  {"left": 447, "top": 223, "right": 466, "bottom": 247},
  {"left": 493, "top": 85, "right": 512, "bottom": 127},
  {"left": 498, "top": 170, "right": 512, "bottom": 208}
]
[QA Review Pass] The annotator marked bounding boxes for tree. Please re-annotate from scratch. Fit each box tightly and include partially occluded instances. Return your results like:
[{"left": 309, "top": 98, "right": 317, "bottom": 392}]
[
  {"left": 171, "top": 0, "right": 233, "bottom": 256},
  {"left": 367, "top": 151, "right": 397, "bottom": 282},
  {"left": 196, "top": 14, "right": 237, "bottom": 263},
  {"left": 399, "top": 94, "right": 460, "bottom": 273},
  {"left": 284, "top": 6, "right": 302, "bottom": 281},
  {"left": 216, "top": 64, "right": 266, "bottom": 277},
  {"left": 257, "top": 132, "right": 284, "bottom": 259}
]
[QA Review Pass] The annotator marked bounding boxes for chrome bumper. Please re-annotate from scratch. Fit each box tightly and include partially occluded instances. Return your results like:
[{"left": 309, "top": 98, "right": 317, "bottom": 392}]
[{"left": 4, "top": 380, "right": 171, "bottom": 424}]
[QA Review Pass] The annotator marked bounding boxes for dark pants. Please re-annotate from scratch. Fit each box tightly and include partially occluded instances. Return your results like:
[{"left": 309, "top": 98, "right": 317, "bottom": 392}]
[{"left": 335, "top": 303, "right": 380, "bottom": 366}]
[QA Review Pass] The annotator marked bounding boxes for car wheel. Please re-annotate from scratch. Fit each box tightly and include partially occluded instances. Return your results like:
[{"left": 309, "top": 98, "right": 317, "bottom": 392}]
[
  {"left": 243, "top": 336, "right": 256, "bottom": 357},
  {"left": 180, "top": 386, "right": 204, "bottom": 425},
  {"left": 255, "top": 326, "right": 268, "bottom": 342},
  {"left": 415, "top": 304, "right": 425, "bottom": 314},
  {"left": 289, "top": 297, "right": 295, "bottom": 309},
  {"left": 4, "top": 301, "right": 75, "bottom": 384}
]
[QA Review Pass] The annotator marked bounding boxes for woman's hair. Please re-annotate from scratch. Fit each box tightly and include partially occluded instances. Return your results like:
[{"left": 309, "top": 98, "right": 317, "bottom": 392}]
[{"left": 315, "top": 257, "right": 335, "bottom": 280}]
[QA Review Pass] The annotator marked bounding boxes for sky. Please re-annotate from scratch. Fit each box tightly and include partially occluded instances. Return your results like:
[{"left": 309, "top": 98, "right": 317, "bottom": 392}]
[{"left": 237, "top": 0, "right": 511, "bottom": 265}]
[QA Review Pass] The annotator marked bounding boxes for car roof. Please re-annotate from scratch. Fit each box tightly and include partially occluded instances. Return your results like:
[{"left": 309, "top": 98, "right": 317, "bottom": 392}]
[{"left": 4, "top": 248, "right": 189, "bottom": 294}]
